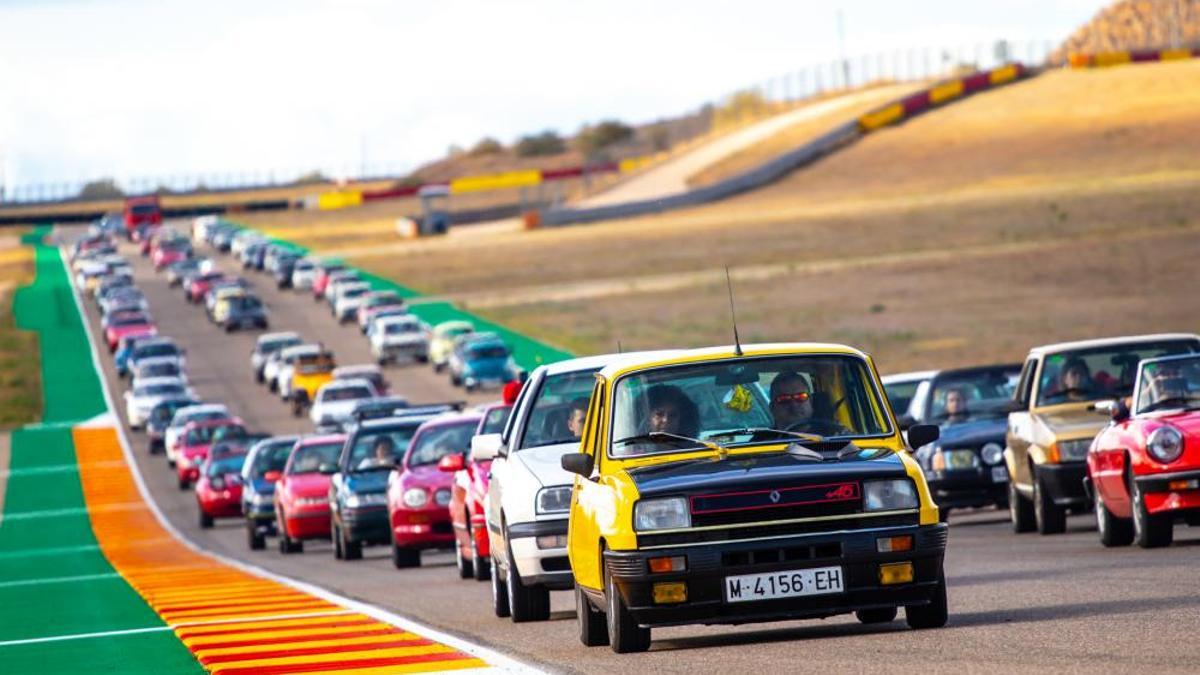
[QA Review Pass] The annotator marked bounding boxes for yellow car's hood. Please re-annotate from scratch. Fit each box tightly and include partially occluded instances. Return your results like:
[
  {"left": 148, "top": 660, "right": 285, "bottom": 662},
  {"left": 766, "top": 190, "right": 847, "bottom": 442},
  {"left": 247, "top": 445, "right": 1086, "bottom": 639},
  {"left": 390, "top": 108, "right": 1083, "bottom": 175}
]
[{"left": 1034, "top": 408, "right": 1107, "bottom": 439}]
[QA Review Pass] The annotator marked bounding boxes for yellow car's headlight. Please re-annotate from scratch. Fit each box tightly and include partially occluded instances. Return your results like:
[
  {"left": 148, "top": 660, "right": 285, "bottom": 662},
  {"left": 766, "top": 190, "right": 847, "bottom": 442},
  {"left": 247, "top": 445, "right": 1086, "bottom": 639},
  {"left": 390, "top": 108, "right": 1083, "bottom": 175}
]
[
  {"left": 634, "top": 497, "right": 690, "bottom": 531},
  {"left": 863, "top": 479, "right": 918, "bottom": 511}
]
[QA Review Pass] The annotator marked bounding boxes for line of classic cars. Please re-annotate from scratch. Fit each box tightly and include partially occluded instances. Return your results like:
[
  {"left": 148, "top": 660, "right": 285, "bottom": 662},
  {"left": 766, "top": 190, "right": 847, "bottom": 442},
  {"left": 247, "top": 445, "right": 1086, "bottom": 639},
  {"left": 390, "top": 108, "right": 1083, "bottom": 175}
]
[{"left": 69, "top": 216, "right": 1200, "bottom": 658}]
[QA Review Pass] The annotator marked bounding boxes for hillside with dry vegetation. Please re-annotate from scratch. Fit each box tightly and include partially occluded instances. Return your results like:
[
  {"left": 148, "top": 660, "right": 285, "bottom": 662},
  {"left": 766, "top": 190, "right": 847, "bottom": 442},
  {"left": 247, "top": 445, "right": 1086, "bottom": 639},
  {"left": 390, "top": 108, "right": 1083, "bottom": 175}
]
[{"left": 1055, "top": 0, "right": 1200, "bottom": 59}]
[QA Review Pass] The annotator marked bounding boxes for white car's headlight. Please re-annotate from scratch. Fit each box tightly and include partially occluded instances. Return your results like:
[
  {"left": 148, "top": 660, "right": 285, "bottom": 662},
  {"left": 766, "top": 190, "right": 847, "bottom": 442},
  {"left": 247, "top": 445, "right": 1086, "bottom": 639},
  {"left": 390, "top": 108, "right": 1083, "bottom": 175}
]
[
  {"left": 980, "top": 442, "right": 1005, "bottom": 466},
  {"left": 1147, "top": 426, "right": 1184, "bottom": 463},
  {"left": 536, "top": 486, "right": 572, "bottom": 514},
  {"left": 863, "top": 479, "right": 918, "bottom": 511},
  {"left": 634, "top": 497, "right": 690, "bottom": 532},
  {"left": 346, "top": 493, "right": 388, "bottom": 508},
  {"left": 402, "top": 488, "right": 428, "bottom": 508}
]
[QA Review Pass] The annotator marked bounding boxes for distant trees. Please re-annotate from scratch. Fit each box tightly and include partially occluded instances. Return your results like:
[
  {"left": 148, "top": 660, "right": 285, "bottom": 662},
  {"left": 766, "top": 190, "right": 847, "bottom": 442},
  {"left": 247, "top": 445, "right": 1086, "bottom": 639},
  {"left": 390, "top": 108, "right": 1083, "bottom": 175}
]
[
  {"left": 293, "top": 170, "right": 330, "bottom": 185},
  {"left": 575, "top": 119, "right": 635, "bottom": 157},
  {"left": 514, "top": 130, "right": 566, "bottom": 157},
  {"left": 78, "top": 178, "right": 123, "bottom": 200},
  {"left": 469, "top": 137, "right": 504, "bottom": 156}
]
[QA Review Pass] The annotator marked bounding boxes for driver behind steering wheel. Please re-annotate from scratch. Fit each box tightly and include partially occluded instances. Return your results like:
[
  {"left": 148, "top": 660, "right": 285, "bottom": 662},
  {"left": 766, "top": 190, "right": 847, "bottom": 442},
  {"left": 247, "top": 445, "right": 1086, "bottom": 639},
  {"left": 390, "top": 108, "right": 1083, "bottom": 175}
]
[{"left": 769, "top": 371, "right": 850, "bottom": 436}]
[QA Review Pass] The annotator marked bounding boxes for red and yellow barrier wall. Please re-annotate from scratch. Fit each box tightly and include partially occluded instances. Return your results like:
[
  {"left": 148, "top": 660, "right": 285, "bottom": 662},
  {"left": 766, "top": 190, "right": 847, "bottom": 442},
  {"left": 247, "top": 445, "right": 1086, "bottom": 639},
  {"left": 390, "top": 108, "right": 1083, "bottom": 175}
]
[
  {"left": 857, "top": 63, "right": 1028, "bottom": 133},
  {"left": 1069, "top": 47, "right": 1200, "bottom": 68}
]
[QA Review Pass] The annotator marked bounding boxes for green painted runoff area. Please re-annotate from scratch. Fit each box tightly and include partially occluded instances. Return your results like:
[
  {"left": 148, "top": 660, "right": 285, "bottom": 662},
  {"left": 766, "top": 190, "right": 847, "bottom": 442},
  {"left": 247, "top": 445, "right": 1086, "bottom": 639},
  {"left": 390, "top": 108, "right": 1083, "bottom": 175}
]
[
  {"left": 0, "top": 226, "right": 203, "bottom": 673},
  {"left": 244, "top": 221, "right": 577, "bottom": 370}
]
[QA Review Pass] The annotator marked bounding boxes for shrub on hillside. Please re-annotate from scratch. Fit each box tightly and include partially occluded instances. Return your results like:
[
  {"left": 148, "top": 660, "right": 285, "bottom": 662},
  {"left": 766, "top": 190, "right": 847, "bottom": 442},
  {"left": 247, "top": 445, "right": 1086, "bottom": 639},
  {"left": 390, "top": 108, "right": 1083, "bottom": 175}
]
[
  {"left": 713, "top": 89, "right": 770, "bottom": 128},
  {"left": 293, "top": 170, "right": 330, "bottom": 185},
  {"left": 78, "top": 178, "right": 123, "bottom": 200},
  {"left": 1054, "top": 0, "right": 1200, "bottom": 62},
  {"left": 469, "top": 137, "right": 504, "bottom": 156},
  {"left": 514, "top": 130, "right": 566, "bottom": 157},
  {"left": 575, "top": 120, "right": 635, "bottom": 156}
]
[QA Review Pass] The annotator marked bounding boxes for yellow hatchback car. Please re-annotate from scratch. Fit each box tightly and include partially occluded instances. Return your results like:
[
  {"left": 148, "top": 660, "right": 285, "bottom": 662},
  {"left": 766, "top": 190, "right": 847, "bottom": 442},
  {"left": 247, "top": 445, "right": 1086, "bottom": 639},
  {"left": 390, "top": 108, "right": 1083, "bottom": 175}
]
[{"left": 561, "top": 344, "right": 947, "bottom": 653}]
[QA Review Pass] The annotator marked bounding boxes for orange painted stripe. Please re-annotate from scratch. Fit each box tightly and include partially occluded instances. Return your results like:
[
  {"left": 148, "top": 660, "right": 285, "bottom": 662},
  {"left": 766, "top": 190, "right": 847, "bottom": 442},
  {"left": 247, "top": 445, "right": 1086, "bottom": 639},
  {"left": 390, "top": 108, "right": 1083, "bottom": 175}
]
[
  {"left": 209, "top": 650, "right": 485, "bottom": 675},
  {"left": 176, "top": 614, "right": 374, "bottom": 639},
  {"left": 858, "top": 103, "right": 904, "bottom": 132},
  {"left": 193, "top": 631, "right": 415, "bottom": 657},
  {"left": 1160, "top": 49, "right": 1192, "bottom": 61},
  {"left": 71, "top": 426, "right": 492, "bottom": 674},
  {"left": 199, "top": 637, "right": 435, "bottom": 665}
]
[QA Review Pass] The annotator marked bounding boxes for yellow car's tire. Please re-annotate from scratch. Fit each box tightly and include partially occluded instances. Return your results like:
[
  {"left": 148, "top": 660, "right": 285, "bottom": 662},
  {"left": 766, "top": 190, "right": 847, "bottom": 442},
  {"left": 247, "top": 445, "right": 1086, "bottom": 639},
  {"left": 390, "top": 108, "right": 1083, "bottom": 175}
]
[
  {"left": 1033, "top": 472, "right": 1066, "bottom": 535},
  {"left": 605, "top": 568, "right": 650, "bottom": 653},
  {"left": 905, "top": 571, "right": 947, "bottom": 629},
  {"left": 576, "top": 584, "right": 609, "bottom": 647},
  {"left": 1009, "top": 478, "right": 1035, "bottom": 533}
]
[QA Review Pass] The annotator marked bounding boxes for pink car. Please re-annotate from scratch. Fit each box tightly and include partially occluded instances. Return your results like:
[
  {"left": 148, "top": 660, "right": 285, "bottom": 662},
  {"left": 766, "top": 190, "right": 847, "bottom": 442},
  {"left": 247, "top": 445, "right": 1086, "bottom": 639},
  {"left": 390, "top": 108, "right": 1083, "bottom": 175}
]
[
  {"left": 104, "top": 313, "right": 157, "bottom": 353},
  {"left": 386, "top": 413, "right": 480, "bottom": 568},
  {"left": 275, "top": 434, "right": 345, "bottom": 554},
  {"left": 174, "top": 418, "right": 246, "bottom": 490}
]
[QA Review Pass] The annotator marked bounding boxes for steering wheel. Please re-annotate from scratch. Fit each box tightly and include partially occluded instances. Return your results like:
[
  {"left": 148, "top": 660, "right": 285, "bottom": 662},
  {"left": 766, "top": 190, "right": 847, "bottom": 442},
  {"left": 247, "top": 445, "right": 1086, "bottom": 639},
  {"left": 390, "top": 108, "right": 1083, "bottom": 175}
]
[{"left": 784, "top": 418, "right": 847, "bottom": 436}]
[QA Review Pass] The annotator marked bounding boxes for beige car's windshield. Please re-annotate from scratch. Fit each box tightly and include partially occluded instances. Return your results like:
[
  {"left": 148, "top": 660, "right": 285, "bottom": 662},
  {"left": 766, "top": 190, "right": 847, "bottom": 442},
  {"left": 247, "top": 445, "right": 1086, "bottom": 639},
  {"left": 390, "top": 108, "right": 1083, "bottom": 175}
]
[
  {"left": 610, "top": 355, "right": 891, "bottom": 458},
  {"left": 1037, "top": 340, "right": 1198, "bottom": 407}
]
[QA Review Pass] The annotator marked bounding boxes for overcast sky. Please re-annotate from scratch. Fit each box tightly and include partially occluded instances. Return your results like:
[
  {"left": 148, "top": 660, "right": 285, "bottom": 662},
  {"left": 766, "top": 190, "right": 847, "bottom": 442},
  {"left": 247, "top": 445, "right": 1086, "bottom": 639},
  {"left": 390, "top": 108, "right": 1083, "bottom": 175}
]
[{"left": 0, "top": 0, "right": 1107, "bottom": 191}]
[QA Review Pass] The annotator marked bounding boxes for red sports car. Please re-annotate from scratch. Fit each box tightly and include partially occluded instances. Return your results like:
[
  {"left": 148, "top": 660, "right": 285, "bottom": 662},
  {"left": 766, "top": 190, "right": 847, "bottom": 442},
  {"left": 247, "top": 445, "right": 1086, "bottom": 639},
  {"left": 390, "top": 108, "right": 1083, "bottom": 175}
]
[
  {"left": 175, "top": 418, "right": 246, "bottom": 490},
  {"left": 1088, "top": 353, "right": 1200, "bottom": 548},
  {"left": 275, "top": 434, "right": 344, "bottom": 554},
  {"left": 445, "top": 403, "right": 511, "bottom": 580},
  {"left": 186, "top": 272, "right": 225, "bottom": 303},
  {"left": 152, "top": 241, "right": 190, "bottom": 271},
  {"left": 387, "top": 413, "right": 481, "bottom": 568},
  {"left": 103, "top": 312, "right": 157, "bottom": 352},
  {"left": 196, "top": 444, "right": 249, "bottom": 528}
]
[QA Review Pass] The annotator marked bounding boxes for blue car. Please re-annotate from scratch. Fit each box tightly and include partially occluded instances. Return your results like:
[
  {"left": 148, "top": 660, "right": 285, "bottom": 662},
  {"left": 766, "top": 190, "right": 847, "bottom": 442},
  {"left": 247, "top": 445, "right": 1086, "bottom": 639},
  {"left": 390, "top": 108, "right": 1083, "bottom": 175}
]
[
  {"left": 447, "top": 333, "right": 518, "bottom": 392},
  {"left": 330, "top": 406, "right": 461, "bottom": 560},
  {"left": 241, "top": 435, "right": 300, "bottom": 550},
  {"left": 904, "top": 363, "right": 1022, "bottom": 517}
]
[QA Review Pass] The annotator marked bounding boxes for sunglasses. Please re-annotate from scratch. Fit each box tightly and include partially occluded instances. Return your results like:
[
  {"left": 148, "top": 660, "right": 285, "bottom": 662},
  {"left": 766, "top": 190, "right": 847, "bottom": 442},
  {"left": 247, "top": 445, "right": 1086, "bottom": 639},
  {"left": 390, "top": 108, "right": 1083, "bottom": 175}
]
[{"left": 772, "top": 391, "right": 810, "bottom": 405}]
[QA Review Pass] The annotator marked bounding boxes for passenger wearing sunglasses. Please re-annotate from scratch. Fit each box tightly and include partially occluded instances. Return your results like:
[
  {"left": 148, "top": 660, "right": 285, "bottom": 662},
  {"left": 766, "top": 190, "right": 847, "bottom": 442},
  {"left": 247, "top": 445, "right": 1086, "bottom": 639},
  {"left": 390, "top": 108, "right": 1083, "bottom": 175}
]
[{"left": 769, "top": 371, "right": 850, "bottom": 437}]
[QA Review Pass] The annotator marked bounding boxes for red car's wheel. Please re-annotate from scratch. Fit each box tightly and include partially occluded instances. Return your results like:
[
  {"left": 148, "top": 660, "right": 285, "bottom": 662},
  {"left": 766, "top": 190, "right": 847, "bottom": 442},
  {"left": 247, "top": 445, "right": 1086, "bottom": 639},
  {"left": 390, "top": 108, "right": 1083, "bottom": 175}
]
[
  {"left": 1132, "top": 480, "right": 1173, "bottom": 548},
  {"left": 1094, "top": 490, "right": 1133, "bottom": 547}
]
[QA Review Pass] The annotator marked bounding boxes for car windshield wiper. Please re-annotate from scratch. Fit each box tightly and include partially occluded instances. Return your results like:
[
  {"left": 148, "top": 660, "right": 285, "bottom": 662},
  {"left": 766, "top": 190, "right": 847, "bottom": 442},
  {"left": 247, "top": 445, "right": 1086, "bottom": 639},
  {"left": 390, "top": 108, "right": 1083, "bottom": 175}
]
[
  {"left": 615, "top": 432, "right": 729, "bottom": 458},
  {"left": 525, "top": 437, "right": 584, "bottom": 449},
  {"left": 719, "top": 427, "right": 825, "bottom": 444},
  {"left": 1140, "top": 397, "right": 1200, "bottom": 414}
]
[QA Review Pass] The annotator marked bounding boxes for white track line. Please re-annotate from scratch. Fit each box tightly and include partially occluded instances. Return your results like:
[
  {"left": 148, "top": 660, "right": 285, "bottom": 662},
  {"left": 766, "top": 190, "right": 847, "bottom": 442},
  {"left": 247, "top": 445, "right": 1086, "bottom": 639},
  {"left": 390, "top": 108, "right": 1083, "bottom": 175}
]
[
  {"left": 62, "top": 245, "right": 541, "bottom": 674},
  {"left": 0, "top": 572, "right": 122, "bottom": 590},
  {"left": 0, "top": 625, "right": 173, "bottom": 648}
]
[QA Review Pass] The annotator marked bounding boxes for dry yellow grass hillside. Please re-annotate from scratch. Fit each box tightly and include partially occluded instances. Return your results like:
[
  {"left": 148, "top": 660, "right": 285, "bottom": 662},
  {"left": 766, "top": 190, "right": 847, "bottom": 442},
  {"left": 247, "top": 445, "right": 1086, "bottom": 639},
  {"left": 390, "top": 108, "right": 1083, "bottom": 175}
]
[{"left": 286, "top": 60, "right": 1200, "bottom": 373}]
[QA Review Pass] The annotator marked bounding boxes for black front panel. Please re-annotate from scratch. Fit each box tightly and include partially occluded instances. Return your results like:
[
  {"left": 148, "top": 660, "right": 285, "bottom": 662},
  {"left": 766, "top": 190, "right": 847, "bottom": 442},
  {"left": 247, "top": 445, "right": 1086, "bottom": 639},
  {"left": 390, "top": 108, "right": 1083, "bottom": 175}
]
[{"left": 690, "top": 481, "right": 862, "bottom": 527}]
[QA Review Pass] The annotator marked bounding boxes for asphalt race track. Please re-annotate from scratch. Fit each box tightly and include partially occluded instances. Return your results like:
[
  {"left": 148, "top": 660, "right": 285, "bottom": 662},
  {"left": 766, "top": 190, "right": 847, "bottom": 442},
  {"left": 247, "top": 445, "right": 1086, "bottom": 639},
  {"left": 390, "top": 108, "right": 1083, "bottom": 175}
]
[{"left": 74, "top": 225, "right": 1200, "bottom": 674}]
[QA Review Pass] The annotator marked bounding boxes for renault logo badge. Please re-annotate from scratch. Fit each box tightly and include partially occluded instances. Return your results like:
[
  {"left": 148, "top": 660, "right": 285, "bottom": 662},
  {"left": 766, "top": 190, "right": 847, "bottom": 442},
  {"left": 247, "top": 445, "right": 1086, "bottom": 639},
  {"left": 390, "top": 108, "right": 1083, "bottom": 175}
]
[{"left": 769, "top": 490, "right": 781, "bottom": 503}]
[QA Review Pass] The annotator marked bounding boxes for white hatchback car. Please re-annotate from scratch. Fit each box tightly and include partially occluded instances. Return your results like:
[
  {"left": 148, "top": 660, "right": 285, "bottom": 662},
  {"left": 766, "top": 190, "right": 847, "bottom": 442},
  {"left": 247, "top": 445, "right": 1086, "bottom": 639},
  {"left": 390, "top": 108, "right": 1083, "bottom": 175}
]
[
  {"left": 331, "top": 281, "right": 370, "bottom": 323},
  {"left": 368, "top": 315, "right": 429, "bottom": 364},
  {"left": 480, "top": 352, "right": 673, "bottom": 622},
  {"left": 309, "top": 378, "right": 378, "bottom": 431},
  {"left": 124, "top": 376, "right": 195, "bottom": 430}
]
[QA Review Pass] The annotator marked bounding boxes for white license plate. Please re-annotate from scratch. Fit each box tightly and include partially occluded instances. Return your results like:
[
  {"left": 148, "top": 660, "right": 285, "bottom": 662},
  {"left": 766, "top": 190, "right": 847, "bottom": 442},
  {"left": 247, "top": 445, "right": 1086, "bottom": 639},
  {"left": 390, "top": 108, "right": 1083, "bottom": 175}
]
[
  {"left": 991, "top": 466, "right": 1009, "bottom": 482},
  {"left": 724, "top": 566, "right": 844, "bottom": 603}
]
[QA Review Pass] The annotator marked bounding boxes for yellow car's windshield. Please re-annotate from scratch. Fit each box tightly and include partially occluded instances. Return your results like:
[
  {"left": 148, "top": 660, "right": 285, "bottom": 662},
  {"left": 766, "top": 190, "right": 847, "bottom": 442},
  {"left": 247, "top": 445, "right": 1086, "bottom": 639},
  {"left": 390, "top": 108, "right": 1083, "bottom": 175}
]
[{"left": 610, "top": 355, "right": 891, "bottom": 458}]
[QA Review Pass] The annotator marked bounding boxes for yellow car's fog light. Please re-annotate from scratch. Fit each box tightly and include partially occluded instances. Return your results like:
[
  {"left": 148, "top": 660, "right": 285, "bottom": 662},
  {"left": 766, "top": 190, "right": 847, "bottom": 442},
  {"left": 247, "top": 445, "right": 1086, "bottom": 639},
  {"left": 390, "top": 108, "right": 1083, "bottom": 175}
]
[
  {"left": 652, "top": 582, "right": 688, "bottom": 604},
  {"left": 876, "top": 535, "right": 913, "bottom": 553},
  {"left": 879, "top": 562, "right": 914, "bottom": 585},
  {"left": 648, "top": 555, "right": 686, "bottom": 573}
]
